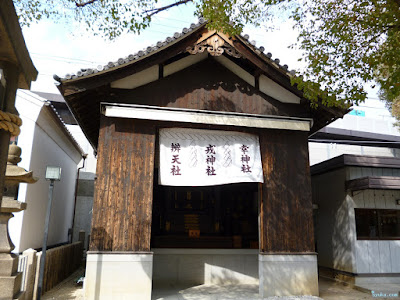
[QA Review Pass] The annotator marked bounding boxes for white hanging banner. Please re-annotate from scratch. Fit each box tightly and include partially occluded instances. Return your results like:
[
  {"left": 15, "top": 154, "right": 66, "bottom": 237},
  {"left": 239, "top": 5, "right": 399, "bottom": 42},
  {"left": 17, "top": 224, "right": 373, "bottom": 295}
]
[{"left": 159, "top": 128, "right": 264, "bottom": 186}]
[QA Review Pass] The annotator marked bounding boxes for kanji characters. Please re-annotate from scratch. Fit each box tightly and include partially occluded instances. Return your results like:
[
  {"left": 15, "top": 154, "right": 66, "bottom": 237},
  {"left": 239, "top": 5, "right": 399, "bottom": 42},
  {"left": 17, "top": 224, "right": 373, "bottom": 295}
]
[
  {"left": 206, "top": 166, "right": 216, "bottom": 176},
  {"left": 171, "top": 142, "right": 182, "bottom": 176},
  {"left": 205, "top": 144, "right": 216, "bottom": 154},
  {"left": 171, "top": 155, "right": 181, "bottom": 164},
  {"left": 171, "top": 165, "right": 182, "bottom": 176},
  {"left": 171, "top": 143, "right": 181, "bottom": 152},
  {"left": 205, "top": 144, "right": 217, "bottom": 175},
  {"left": 240, "top": 144, "right": 252, "bottom": 174}
]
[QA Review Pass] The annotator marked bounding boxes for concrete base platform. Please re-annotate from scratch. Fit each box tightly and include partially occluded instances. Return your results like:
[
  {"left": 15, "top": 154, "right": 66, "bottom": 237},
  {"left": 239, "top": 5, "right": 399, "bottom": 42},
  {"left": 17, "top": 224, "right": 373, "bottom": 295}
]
[
  {"left": 259, "top": 254, "right": 319, "bottom": 297},
  {"left": 84, "top": 252, "right": 153, "bottom": 300},
  {"left": 153, "top": 248, "right": 258, "bottom": 286}
]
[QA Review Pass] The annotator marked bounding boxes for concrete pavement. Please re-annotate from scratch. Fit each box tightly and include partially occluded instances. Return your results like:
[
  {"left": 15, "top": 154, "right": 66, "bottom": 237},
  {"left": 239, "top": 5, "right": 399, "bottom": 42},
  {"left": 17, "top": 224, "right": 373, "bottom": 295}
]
[{"left": 42, "top": 268, "right": 395, "bottom": 300}]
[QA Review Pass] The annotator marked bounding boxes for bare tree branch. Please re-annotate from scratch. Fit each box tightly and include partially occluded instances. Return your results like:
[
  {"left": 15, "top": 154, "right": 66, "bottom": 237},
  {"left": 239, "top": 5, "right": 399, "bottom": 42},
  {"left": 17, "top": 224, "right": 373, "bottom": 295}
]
[
  {"left": 75, "top": 0, "right": 99, "bottom": 7},
  {"left": 144, "top": 0, "right": 193, "bottom": 17}
]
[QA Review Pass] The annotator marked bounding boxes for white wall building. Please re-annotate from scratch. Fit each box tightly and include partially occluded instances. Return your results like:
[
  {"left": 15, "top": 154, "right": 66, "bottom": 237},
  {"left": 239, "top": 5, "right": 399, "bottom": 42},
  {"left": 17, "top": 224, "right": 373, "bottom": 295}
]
[
  {"left": 9, "top": 90, "right": 84, "bottom": 253},
  {"left": 311, "top": 155, "right": 400, "bottom": 285},
  {"left": 31, "top": 90, "right": 98, "bottom": 248}
]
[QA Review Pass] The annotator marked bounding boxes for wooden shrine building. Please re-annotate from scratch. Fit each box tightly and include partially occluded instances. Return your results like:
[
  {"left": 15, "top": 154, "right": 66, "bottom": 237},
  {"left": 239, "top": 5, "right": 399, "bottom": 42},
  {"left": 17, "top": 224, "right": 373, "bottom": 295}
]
[{"left": 56, "top": 19, "right": 346, "bottom": 299}]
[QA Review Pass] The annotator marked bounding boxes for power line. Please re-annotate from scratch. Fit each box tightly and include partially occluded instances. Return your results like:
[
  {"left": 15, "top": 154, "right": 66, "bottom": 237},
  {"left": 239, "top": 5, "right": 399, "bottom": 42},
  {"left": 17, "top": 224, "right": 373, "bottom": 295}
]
[
  {"left": 31, "top": 54, "right": 102, "bottom": 66},
  {"left": 153, "top": 15, "right": 197, "bottom": 24}
]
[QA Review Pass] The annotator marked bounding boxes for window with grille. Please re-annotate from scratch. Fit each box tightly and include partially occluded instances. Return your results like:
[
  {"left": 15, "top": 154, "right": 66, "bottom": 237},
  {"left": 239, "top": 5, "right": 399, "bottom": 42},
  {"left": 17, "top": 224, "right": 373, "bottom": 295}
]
[{"left": 355, "top": 209, "right": 400, "bottom": 240}]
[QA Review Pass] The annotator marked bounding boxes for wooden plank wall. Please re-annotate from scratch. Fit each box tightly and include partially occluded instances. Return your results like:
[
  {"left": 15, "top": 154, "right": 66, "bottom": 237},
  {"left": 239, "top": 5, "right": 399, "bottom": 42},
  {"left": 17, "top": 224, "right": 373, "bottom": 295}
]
[
  {"left": 259, "top": 129, "right": 314, "bottom": 253},
  {"left": 89, "top": 116, "right": 156, "bottom": 251},
  {"left": 40, "top": 242, "right": 83, "bottom": 294},
  {"left": 113, "top": 59, "right": 309, "bottom": 119}
]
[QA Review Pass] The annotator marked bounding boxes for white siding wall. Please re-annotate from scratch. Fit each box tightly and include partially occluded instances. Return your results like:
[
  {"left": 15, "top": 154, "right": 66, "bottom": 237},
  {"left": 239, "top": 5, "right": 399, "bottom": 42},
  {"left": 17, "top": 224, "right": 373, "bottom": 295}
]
[
  {"left": 312, "top": 169, "right": 356, "bottom": 273},
  {"left": 346, "top": 166, "right": 400, "bottom": 179},
  {"left": 351, "top": 189, "right": 400, "bottom": 274}
]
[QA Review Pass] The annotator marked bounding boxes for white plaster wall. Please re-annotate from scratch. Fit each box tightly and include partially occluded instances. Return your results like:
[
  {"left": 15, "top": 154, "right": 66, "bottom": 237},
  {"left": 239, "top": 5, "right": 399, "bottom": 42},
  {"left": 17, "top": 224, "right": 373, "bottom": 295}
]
[
  {"left": 8, "top": 90, "right": 43, "bottom": 253},
  {"left": 111, "top": 65, "right": 159, "bottom": 89},
  {"left": 66, "top": 124, "right": 96, "bottom": 246},
  {"left": 259, "top": 74, "right": 300, "bottom": 104},
  {"left": 66, "top": 124, "right": 97, "bottom": 174},
  {"left": 9, "top": 90, "right": 82, "bottom": 253},
  {"left": 350, "top": 189, "right": 400, "bottom": 274},
  {"left": 312, "top": 168, "right": 356, "bottom": 273}
]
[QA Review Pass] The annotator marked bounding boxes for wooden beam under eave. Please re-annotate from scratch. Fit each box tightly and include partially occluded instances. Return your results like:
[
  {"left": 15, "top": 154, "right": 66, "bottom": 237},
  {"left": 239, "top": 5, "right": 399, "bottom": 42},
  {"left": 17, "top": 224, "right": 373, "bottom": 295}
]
[{"left": 232, "top": 38, "right": 303, "bottom": 99}]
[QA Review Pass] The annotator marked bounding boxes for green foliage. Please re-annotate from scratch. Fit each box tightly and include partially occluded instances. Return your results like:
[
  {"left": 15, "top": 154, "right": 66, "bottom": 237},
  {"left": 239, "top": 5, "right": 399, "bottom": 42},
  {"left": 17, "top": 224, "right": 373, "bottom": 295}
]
[
  {"left": 13, "top": 0, "right": 273, "bottom": 38},
  {"left": 290, "top": 0, "right": 400, "bottom": 110},
  {"left": 13, "top": 0, "right": 400, "bottom": 115}
]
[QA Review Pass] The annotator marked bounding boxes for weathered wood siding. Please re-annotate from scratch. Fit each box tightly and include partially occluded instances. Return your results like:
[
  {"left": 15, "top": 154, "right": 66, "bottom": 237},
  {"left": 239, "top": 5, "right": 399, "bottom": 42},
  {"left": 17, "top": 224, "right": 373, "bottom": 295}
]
[
  {"left": 259, "top": 129, "right": 314, "bottom": 253},
  {"left": 89, "top": 116, "right": 156, "bottom": 251},
  {"left": 37, "top": 242, "right": 83, "bottom": 295},
  {"left": 113, "top": 58, "right": 310, "bottom": 119}
]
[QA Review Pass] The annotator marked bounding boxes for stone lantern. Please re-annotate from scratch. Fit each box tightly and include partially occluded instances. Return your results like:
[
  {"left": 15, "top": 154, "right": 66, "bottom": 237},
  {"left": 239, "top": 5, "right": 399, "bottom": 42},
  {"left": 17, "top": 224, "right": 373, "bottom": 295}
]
[{"left": 0, "top": 143, "right": 37, "bottom": 300}]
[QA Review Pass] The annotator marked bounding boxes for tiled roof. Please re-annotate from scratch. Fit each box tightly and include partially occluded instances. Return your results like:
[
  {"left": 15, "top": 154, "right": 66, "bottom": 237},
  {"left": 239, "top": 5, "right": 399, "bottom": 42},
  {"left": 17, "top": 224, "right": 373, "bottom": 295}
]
[
  {"left": 55, "top": 18, "right": 296, "bottom": 83},
  {"left": 44, "top": 100, "right": 85, "bottom": 155}
]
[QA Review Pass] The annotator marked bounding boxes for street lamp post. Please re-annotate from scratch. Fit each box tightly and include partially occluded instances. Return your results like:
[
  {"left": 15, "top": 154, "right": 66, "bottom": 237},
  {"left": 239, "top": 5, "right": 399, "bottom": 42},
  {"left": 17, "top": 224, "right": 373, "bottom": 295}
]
[{"left": 37, "top": 166, "right": 61, "bottom": 300}]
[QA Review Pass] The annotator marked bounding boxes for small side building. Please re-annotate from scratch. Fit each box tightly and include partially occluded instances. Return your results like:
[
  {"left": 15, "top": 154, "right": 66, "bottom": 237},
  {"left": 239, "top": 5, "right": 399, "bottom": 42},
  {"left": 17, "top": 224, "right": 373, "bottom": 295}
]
[{"left": 311, "top": 154, "right": 400, "bottom": 285}]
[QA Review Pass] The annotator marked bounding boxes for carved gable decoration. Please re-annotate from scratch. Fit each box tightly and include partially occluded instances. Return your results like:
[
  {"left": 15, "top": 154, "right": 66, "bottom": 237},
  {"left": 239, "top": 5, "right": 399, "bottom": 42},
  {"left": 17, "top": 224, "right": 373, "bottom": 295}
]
[{"left": 186, "top": 33, "right": 241, "bottom": 58}]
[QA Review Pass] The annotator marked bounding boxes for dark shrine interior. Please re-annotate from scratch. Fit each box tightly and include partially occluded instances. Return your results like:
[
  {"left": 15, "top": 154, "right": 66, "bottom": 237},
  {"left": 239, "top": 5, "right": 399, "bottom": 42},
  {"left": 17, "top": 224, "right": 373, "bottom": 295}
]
[{"left": 151, "top": 168, "right": 259, "bottom": 249}]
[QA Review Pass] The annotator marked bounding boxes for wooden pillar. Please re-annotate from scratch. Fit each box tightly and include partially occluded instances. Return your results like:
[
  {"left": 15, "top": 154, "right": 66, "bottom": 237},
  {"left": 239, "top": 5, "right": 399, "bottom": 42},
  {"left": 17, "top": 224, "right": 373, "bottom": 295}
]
[
  {"left": 85, "top": 116, "right": 156, "bottom": 299},
  {"left": 89, "top": 116, "right": 156, "bottom": 251},
  {"left": 259, "top": 129, "right": 314, "bottom": 253},
  {"left": 258, "top": 129, "right": 318, "bottom": 297}
]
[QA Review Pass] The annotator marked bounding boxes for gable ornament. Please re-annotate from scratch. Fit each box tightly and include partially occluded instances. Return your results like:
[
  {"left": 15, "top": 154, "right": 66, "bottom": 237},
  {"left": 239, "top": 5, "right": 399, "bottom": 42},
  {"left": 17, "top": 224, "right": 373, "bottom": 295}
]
[{"left": 186, "top": 35, "right": 241, "bottom": 58}]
